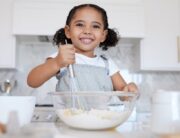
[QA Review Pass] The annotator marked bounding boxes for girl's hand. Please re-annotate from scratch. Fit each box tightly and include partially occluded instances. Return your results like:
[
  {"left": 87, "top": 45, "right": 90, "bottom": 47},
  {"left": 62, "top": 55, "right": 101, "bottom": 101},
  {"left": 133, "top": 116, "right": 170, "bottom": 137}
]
[
  {"left": 123, "top": 82, "right": 138, "bottom": 92},
  {"left": 122, "top": 82, "right": 139, "bottom": 101},
  {"left": 55, "top": 44, "right": 76, "bottom": 68},
  {"left": 0, "top": 122, "right": 6, "bottom": 134}
]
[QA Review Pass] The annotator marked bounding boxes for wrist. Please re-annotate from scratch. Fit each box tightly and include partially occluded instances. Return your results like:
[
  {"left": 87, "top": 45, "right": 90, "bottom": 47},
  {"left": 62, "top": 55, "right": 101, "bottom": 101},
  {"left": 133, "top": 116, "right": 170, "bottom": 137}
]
[
  {"left": 54, "top": 56, "right": 65, "bottom": 69},
  {"left": 47, "top": 58, "right": 64, "bottom": 74}
]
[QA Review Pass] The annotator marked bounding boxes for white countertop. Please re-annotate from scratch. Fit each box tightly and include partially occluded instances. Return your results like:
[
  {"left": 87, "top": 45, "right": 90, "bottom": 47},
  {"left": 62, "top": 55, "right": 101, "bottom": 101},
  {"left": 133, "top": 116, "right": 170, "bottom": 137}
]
[
  {"left": 4, "top": 121, "right": 180, "bottom": 138},
  {"left": 25, "top": 121, "right": 180, "bottom": 138},
  {"left": 1, "top": 112, "right": 155, "bottom": 138},
  {"left": 19, "top": 121, "right": 153, "bottom": 138},
  {"left": 0, "top": 110, "right": 179, "bottom": 138}
]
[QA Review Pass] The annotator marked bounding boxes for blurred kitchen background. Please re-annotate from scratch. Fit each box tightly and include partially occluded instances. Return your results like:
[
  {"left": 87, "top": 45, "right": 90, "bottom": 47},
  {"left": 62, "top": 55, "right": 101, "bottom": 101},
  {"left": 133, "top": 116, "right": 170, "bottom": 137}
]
[{"left": 0, "top": 0, "right": 180, "bottom": 113}]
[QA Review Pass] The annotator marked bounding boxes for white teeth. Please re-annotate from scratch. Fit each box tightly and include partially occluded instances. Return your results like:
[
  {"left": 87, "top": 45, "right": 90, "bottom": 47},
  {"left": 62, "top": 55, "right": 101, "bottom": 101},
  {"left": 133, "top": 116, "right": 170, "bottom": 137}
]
[{"left": 81, "top": 38, "right": 92, "bottom": 44}]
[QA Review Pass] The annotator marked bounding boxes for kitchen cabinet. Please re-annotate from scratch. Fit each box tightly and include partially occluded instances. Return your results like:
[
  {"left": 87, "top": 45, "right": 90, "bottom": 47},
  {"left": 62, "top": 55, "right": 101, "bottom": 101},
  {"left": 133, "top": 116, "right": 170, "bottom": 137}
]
[
  {"left": 12, "top": 0, "right": 145, "bottom": 38},
  {"left": 0, "top": 0, "right": 16, "bottom": 68},
  {"left": 140, "top": 0, "right": 180, "bottom": 71}
]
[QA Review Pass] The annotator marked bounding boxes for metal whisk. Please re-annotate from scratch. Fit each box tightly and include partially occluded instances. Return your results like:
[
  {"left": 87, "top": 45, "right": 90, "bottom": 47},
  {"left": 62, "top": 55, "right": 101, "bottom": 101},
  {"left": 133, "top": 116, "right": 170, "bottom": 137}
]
[{"left": 65, "top": 40, "right": 87, "bottom": 111}]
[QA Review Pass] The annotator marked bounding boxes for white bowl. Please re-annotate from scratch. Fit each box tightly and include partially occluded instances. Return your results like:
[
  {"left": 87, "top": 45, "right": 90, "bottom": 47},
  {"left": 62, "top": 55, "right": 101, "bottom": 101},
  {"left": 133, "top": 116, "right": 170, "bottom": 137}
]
[
  {"left": 51, "top": 91, "right": 138, "bottom": 130},
  {"left": 0, "top": 96, "right": 36, "bottom": 127}
]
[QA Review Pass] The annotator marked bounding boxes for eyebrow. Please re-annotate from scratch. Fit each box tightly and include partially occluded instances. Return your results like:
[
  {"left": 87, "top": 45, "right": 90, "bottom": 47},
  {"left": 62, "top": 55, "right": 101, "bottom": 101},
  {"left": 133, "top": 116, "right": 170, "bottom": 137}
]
[{"left": 74, "top": 20, "right": 102, "bottom": 26}]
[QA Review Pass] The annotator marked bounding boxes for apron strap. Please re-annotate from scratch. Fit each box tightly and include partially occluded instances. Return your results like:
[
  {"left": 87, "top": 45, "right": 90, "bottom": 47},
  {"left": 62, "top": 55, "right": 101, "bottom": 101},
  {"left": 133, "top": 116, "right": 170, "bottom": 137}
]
[{"left": 100, "top": 55, "right": 109, "bottom": 75}]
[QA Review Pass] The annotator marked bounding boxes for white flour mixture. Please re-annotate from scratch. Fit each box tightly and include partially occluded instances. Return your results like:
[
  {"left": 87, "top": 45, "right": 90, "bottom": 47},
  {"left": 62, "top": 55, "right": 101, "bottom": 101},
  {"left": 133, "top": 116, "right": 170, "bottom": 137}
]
[{"left": 56, "top": 109, "right": 131, "bottom": 130}]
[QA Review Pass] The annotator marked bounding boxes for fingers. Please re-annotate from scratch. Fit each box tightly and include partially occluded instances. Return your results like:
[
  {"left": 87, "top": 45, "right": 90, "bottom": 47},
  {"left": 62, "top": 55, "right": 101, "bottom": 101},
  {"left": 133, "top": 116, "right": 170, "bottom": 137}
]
[
  {"left": 56, "top": 44, "right": 76, "bottom": 67},
  {"left": 128, "top": 82, "right": 138, "bottom": 92},
  {"left": 62, "top": 45, "right": 76, "bottom": 63},
  {"left": 122, "top": 85, "right": 129, "bottom": 92},
  {"left": 62, "top": 45, "right": 76, "bottom": 64},
  {"left": 123, "top": 82, "right": 138, "bottom": 92}
]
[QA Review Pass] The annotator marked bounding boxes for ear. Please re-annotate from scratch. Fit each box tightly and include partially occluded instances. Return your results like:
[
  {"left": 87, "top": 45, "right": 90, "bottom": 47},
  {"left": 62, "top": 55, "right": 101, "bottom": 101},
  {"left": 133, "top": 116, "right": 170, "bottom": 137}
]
[
  {"left": 64, "top": 25, "right": 71, "bottom": 39},
  {"left": 100, "top": 29, "right": 108, "bottom": 42}
]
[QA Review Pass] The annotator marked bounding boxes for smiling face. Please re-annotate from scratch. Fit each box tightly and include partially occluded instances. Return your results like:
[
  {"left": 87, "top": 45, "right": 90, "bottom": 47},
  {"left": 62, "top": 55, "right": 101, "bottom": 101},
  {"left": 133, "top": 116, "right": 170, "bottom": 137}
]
[{"left": 65, "top": 7, "right": 107, "bottom": 57}]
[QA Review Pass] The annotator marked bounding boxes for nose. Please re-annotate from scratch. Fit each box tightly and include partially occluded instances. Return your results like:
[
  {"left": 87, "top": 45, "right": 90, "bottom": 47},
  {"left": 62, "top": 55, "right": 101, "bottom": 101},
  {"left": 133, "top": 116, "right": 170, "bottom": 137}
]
[{"left": 83, "top": 26, "right": 91, "bottom": 34}]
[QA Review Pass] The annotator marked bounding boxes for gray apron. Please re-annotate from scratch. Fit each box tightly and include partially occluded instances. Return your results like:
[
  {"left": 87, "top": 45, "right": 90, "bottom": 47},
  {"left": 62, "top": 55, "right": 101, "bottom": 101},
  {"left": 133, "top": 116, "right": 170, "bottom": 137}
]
[{"left": 55, "top": 56, "right": 113, "bottom": 92}]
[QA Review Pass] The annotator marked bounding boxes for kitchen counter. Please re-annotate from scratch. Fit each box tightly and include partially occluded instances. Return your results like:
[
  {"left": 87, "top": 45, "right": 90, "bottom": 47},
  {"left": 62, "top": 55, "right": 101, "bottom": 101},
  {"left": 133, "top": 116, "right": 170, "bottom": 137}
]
[
  {"left": 0, "top": 112, "right": 154, "bottom": 138},
  {"left": 17, "top": 121, "right": 153, "bottom": 138},
  {"left": 3, "top": 121, "right": 180, "bottom": 138},
  {"left": 25, "top": 121, "right": 180, "bottom": 138},
  {"left": 1, "top": 112, "right": 179, "bottom": 138},
  {"left": 1, "top": 120, "right": 179, "bottom": 138}
]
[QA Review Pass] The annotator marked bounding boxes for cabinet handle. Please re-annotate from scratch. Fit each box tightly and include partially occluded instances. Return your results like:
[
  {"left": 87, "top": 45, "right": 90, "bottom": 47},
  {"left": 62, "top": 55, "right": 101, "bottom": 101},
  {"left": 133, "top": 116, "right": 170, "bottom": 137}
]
[{"left": 178, "top": 36, "right": 180, "bottom": 63}]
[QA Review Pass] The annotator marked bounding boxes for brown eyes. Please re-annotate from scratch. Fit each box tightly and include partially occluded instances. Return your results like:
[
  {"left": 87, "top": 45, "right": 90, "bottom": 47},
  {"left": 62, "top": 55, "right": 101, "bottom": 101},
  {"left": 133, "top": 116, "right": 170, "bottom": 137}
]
[
  {"left": 93, "top": 25, "right": 100, "bottom": 29},
  {"left": 75, "top": 23, "right": 101, "bottom": 29},
  {"left": 76, "top": 23, "right": 83, "bottom": 27}
]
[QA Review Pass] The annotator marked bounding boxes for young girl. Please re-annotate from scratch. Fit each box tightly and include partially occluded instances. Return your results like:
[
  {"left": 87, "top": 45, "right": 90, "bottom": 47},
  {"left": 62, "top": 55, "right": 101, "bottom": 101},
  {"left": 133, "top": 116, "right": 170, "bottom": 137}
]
[{"left": 27, "top": 4, "right": 138, "bottom": 92}]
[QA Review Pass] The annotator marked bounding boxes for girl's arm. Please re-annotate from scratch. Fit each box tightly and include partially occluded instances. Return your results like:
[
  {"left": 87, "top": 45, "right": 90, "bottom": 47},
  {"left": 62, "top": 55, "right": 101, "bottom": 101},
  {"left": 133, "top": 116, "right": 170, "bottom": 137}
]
[
  {"left": 27, "top": 58, "right": 61, "bottom": 88},
  {"left": 27, "top": 44, "right": 76, "bottom": 88},
  {"left": 111, "top": 72, "right": 138, "bottom": 92}
]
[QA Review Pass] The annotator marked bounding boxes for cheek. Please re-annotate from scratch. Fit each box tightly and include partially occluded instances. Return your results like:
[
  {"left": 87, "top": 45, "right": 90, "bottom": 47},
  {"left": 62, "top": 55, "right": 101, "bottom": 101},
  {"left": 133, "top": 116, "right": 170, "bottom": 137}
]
[
  {"left": 98, "top": 33, "right": 106, "bottom": 42},
  {"left": 70, "top": 29, "right": 80, "bottom": 38}
]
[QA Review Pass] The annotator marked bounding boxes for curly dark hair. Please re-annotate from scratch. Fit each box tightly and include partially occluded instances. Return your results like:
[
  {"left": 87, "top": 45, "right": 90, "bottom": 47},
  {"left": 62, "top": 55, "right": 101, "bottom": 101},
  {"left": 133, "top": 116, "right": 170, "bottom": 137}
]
[{"left": 53, "top": 4, "right": 120, "bottom": 50}]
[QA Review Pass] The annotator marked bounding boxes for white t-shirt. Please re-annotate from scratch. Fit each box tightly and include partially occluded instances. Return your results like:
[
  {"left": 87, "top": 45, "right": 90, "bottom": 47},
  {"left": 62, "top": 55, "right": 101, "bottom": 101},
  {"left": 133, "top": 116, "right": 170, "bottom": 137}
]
[{"left": 49, "top": 52, "right": 119, "bottom": 76}]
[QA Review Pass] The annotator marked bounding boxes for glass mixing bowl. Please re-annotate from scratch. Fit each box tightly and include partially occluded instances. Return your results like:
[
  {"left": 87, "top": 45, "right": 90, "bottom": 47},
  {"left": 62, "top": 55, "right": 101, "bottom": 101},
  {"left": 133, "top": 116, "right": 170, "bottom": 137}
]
[{"left": 50, "top": 91, "right": 138, "bottom": 130}]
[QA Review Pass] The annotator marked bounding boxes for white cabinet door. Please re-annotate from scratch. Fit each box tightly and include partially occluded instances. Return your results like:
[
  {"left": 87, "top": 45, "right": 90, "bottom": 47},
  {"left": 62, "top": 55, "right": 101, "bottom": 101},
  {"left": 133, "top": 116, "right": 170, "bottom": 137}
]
[
  {"left": 0, "top": 0, "right": 16, "bottom": 68},
  {"left": 102, "top": 2, "right": 145, "bottom": 38},
  {"left": 12, "top": 0, "right": 145, "bottom": 38},
  {"left": 140, "top": 0, "right": 180, "bottom": 71}
]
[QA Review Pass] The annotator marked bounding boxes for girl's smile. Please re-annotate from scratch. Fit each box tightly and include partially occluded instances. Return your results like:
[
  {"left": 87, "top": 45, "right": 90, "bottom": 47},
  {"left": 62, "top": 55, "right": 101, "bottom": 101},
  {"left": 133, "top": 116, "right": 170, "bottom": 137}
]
[
  {"left": 80, "top": 37, "right": 94, "bottom": 45},
  {"left": 65, "top": 7, "right": 107, "bottom": 57}
]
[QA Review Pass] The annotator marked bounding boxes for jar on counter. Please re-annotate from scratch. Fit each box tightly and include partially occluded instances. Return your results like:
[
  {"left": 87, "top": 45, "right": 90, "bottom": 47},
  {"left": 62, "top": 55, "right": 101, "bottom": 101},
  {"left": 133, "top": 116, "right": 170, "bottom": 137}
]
[{"left": 151, "top": 90, "right": 180, "bottom": 135}]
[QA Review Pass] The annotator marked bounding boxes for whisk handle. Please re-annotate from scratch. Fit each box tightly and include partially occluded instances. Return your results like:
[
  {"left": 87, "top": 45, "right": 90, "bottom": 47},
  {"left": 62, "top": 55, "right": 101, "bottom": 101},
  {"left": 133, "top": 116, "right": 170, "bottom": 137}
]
[{"left": 68, "top": 64, "right": 75, "bottom": 78}]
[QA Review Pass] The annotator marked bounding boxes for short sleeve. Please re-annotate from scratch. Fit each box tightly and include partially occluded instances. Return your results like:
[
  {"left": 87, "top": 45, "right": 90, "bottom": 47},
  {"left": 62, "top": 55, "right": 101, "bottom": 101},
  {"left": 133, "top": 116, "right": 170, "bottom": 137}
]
[
  {"left": 47, "top": 52, "right": 58, "bottom": 59},
  {"left": 108, "top": 58, "right": 120, "bottom": 76}
]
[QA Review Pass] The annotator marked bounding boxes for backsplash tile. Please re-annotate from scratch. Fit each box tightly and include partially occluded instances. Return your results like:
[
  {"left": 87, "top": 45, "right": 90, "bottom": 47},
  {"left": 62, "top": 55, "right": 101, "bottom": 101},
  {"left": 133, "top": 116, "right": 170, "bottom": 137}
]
[{"left": 1, "top": 37, "right": 180, "bottom": 112}]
